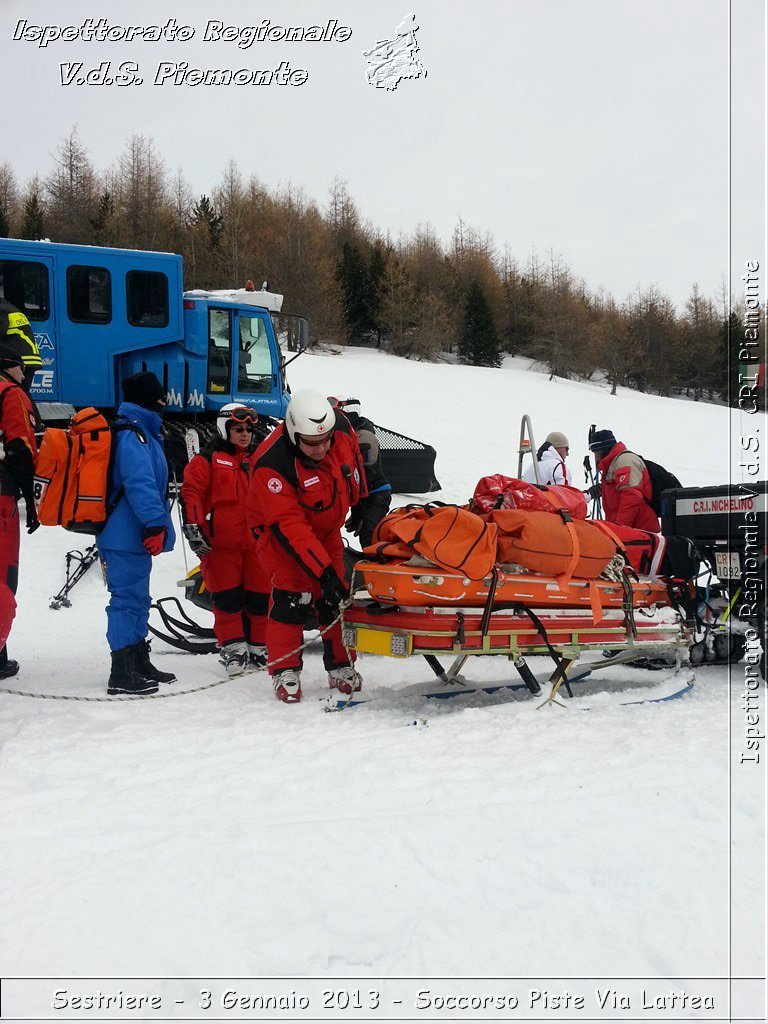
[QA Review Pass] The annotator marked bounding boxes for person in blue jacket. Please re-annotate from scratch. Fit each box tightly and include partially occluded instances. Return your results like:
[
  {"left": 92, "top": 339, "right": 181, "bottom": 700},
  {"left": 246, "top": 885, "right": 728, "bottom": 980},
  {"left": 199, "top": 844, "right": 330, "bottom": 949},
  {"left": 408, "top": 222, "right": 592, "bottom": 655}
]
[{"left": 97, "top": 372, "right": 176, "bottom": 695}]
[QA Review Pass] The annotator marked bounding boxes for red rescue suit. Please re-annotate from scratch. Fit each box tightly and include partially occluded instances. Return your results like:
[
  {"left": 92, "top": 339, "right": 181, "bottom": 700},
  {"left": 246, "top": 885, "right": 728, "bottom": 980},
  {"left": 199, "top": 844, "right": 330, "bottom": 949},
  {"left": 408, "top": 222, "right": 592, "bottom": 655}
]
[
  {"left": 247, "top": 411, "right": 366, "bottom": 675},
  {"left": 598, "top": 442, "right": 660, "bottom": 532},
  {"left": 181, "top": 441, "right": 269, "bottom": 647},
  {"left": 0, "top": 376, "right": 38, "bottom": 649}
]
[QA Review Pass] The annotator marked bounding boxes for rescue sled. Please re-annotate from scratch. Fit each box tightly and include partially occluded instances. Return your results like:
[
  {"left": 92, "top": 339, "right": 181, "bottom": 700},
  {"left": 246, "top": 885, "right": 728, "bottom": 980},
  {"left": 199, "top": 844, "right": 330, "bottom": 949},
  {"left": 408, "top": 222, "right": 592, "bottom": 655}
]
[{"left": 339, "top": 558, "right": 692, "bottom": 709}]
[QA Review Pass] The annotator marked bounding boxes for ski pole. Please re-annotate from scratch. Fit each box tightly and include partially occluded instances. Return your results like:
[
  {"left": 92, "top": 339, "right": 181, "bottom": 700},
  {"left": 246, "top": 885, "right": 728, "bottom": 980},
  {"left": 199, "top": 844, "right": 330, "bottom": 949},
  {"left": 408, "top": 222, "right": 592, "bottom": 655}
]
[
  {"left": 172, "top": 470, "right": 190, "bottom": 577},
  {"left": 582, "top": 456, "right": 603, "bottom": 519}
]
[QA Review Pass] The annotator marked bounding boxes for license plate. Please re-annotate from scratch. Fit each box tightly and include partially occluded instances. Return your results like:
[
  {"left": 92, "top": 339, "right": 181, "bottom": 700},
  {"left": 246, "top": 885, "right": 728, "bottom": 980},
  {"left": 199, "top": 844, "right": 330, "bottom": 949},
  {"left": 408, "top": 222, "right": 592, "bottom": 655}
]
[{"left": 715, "top": 551, "right": 741, "bottom": 580}]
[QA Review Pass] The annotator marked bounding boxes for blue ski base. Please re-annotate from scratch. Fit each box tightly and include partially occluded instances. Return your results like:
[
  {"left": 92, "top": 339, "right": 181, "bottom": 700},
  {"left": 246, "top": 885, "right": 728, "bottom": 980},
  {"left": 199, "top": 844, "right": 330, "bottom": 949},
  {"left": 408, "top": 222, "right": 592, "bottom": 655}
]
[{"left": 324, "top": 670, "right": 695, "bottom": 713}]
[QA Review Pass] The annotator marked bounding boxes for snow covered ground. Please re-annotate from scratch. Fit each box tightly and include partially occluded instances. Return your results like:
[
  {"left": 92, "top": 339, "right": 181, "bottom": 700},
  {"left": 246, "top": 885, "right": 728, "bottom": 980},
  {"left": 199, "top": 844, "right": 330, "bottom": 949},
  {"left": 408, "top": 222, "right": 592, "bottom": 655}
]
[{"left": 1, "top": 350, "right": 765, "bottom": 1020}]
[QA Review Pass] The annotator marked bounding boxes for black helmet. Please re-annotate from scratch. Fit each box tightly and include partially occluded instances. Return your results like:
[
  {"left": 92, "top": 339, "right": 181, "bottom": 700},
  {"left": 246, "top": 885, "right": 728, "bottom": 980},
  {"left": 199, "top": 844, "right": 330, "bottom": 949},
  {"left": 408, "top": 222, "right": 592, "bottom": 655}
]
[{"left": 0, "top": 340, "right": 24, "bottom": 368}]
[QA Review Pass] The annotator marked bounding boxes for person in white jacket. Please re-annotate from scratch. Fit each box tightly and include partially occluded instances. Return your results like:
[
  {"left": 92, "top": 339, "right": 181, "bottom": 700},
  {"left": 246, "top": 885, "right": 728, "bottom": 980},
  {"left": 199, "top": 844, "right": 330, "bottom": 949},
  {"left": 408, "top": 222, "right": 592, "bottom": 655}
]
[{"left": 522, "top": 431, "right": 572, "bottom": 486}]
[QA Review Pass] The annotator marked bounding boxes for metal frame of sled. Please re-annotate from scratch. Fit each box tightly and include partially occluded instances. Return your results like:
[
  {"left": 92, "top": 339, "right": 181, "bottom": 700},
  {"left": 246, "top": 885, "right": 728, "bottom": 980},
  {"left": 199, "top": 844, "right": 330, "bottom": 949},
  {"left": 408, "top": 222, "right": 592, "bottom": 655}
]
[{"left": 341, "top": 599, "right": 691, "bottom": 709}]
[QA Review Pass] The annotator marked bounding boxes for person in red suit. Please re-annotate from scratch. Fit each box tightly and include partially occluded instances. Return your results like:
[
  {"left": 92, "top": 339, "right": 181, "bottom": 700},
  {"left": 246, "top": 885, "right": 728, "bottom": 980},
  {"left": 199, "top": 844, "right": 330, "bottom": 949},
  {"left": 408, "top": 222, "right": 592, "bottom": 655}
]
[
  {"left": 182, "top": 404, "right": 270, "bottom": 677},
  {"left": 0, "top": 305, "right": 42, "bottom": 678},
  {"left": 247, "top": 390, "right": 366, "bottom": 703},
  {"left": 588, "top": 428, "right": 660, "bottom": 532}
]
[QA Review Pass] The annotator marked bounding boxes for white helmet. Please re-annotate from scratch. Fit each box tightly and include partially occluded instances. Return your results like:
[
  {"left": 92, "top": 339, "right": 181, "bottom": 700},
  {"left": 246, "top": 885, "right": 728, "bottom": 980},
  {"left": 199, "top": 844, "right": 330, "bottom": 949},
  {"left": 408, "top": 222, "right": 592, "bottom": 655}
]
[
  {"left": 216, "top": 403, "right": 258, "bottom": 440},
  {"left": 285, "top": 390, "right": 335, "bottom": 445}
]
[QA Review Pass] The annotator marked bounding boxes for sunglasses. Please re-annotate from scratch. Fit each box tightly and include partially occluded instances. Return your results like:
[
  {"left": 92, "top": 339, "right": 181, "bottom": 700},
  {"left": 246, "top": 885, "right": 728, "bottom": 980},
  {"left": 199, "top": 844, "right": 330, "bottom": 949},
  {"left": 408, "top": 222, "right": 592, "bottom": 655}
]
[
  {"left": 298, "top": 432, "right": 333, "bottom": 449},
  {"left": 230, "top": 424, "right": 254, "bottom": 434}
]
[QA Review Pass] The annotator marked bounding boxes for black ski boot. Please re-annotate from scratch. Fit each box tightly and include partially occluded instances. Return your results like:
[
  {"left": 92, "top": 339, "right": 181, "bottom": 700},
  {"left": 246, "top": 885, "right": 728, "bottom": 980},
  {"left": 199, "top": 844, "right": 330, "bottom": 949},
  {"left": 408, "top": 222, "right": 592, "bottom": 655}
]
[
  {"left": 107, "top": 646, "right": 159, "bottom": 696},
  {"left": 0, "top": 645, "right": 19, "bottom": 679},
  {"left": 133, "top": 639, "right": 176, "bottom": 684}
]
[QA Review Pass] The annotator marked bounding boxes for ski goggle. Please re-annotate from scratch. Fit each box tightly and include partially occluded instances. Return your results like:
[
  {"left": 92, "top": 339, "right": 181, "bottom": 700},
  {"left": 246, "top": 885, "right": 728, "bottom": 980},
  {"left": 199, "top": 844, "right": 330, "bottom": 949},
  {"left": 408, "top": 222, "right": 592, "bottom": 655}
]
[
  {"left": 327, "top": 396, "right": 360, "bottom": 412},
  {"left": 225, "top": 407, "right": 259, "bottom": 425}
]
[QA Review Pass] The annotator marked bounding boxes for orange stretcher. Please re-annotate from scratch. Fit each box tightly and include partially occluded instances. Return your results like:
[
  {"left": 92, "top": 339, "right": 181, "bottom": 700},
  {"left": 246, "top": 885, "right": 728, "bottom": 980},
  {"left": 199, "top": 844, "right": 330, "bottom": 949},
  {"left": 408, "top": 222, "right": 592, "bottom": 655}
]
[{"left": 350, "top": 559, "right": 669, "bottom": 615}]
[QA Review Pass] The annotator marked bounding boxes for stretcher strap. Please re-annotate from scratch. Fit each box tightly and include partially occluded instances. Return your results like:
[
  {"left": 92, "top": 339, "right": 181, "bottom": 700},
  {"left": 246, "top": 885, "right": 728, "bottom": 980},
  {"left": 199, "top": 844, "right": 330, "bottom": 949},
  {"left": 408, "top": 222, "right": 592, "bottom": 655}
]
[
  {"left": 555, "top": 513, "right": 580, "bottom": 591},
  {"left": 589, "top": 520, "right": 640, "bottom": 636},
  {"left": 588, "top": 580, "right": 604, "bottom": 625},
  {"left": 479, "top": 567, "right": 500, "bottom": 637},
  {"left": 590, "top": 519, "right": 634, "bottom": 574},
  {"left": 511, "top": 603, "right": 573, "bottom": 697},
  {"left": 620, "top": 573, "right": 638, "bottom": 638}
]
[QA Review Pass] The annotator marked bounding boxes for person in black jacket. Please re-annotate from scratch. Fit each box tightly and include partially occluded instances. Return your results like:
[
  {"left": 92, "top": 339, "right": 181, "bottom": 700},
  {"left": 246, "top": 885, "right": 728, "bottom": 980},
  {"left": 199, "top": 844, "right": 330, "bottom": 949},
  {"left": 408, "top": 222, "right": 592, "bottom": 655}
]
[{"left": 329, "top": 398, "right": 392, "bottom": 548}]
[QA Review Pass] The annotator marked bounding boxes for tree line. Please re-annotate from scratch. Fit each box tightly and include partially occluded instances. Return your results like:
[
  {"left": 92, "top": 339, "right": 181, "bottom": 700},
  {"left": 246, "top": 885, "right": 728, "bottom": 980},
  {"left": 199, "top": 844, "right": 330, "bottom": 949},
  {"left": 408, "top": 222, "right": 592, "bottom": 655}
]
[{"left": 0, "top": 129, "right": 761, "bottom": 408}]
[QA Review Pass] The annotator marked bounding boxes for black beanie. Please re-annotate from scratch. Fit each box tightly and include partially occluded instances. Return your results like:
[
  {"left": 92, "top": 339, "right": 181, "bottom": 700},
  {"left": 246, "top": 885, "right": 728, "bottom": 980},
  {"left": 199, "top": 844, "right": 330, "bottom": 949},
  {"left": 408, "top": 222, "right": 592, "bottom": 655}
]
[
  {"left": 122, "top": 371, "right": 166, "bottom": 411},
  {"left": 589, "top": 428, "right": 617, "bottom": 452}
]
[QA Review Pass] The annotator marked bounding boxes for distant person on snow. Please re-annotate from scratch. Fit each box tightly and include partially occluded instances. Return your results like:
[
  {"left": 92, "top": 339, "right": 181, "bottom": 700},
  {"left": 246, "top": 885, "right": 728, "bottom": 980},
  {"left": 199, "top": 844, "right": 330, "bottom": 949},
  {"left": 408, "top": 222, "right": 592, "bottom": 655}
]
[
  {"left": 97, "top": 372, "right": 176, "bottom": 696},
  {"left": 0, "top": 300, "right": 43, "bottom": 679},
  {"left": 329, "top": 397, "right": 392, "bottom": 548},
  {"left": 247, "top": 390, "right": 366, "bottom": 704},
  {"left": 588, "top": 428, "right": 660, "bottom": 531},
  {"left": 522, "top": 431, "right": 572, "bottom": 487},
  {"left": 181, "top": 403, "right": 270, "bottom": 678}
]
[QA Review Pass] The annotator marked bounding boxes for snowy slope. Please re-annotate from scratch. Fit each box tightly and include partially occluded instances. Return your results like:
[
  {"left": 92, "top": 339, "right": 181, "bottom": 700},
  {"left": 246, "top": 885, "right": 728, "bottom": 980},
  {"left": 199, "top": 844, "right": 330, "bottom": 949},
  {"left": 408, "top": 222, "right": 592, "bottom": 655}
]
[
  {"left": 291, "top": 349, "right": 746, "bottom": 498},
  {"left": 1, "top": 351, "right": 763, "bottom": 1002}
]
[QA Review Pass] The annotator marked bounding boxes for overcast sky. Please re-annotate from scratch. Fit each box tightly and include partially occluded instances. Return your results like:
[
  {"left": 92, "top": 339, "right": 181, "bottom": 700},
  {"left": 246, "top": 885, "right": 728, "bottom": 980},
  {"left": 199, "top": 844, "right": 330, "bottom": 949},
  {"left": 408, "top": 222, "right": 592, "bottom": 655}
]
[{"left": 2, "top": 0, "right": 765, "bottom": 310}]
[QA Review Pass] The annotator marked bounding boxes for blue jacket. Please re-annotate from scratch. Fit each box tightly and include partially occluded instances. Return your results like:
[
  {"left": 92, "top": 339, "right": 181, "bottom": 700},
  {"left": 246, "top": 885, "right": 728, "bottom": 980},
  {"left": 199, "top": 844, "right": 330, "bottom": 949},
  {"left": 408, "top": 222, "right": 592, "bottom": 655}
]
[{"left": 97, "top": 402, "right": 176, "bottom": 554}]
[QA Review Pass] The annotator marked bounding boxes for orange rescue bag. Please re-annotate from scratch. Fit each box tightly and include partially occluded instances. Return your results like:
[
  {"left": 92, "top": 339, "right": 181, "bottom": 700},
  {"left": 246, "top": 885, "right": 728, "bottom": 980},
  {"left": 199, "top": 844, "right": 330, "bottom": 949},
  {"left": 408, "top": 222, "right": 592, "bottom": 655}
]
[
  {"left": 366, "top": 503, "right": 498, "bottom": 581},
  {"left": 34, "top": 408, "right": 132, "bottom": 534},
  {"left": 489, "top": 509, "right": 617, "bottom": 581}
]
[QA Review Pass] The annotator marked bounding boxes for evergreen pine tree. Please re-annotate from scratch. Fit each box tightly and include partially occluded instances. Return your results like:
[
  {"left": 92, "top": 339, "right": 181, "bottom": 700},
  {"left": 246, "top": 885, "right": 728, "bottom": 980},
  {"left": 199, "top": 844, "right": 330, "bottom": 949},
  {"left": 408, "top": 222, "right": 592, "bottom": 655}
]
[
  {"left": 20, "top": 188, "right": 45, "bottom": 239},
  {"left": 458, "top": 280, "right": 501, "bottom": 367},
  {"left": 192, "top": 194, "right": 222, "bottom": 248},
  {"left": 335, "top": 242, "right": 370, "bottom": 341},
  {"left": 720, "top": 310, "right": 746, "bottom": 407},
  {"left": 90, "top": 191, "right": 115, "bottom": 244}
]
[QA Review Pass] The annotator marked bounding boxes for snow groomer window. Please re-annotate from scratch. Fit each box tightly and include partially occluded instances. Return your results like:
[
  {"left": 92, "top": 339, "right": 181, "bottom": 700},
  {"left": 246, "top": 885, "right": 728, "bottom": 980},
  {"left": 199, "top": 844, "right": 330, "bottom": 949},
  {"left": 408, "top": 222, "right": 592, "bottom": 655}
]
[
  {"left": 126, "top": 270, "right": 169, "bottom": 327},
  {"left": 67, "top": 265, "right": 111, "bottom": 324},
  {"left": 207, "top": 308, "right": 231, "bottom": 393},
  {"left": 0, "top": 260, "right": 50, "bottom": 320},
  {"left": 237, "top": 313, "right": 272, "bottom": 393}
]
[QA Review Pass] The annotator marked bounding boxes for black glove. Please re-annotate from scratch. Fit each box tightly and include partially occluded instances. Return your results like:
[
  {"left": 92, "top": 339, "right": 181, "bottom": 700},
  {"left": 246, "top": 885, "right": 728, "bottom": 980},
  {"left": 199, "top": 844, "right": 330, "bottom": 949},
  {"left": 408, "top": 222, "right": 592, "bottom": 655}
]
[
  {"left": 345, "top": 505, "right": 364, "bottom": 537},
  {"left": 320, "top": 566, "right": 348, "bottom": 608},
  {"left": 26, "top": 507, "right": 40, "bottom": 535},
  {"left": 586, "top": 484, "right": 602, "bottom": 500},
  {"left": 183, "top": 522, "right": 212, "bottom": 556}
]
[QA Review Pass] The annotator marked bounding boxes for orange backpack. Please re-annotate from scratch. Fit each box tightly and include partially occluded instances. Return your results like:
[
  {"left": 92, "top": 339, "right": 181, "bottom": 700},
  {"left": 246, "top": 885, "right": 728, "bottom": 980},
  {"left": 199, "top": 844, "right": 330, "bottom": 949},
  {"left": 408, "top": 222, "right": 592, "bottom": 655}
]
[
  {"left": 33, "top": 408, "right": 143, "bottom": 534},
  {"left": 366, "top": 503, "right": 498, "bottom": 580}
]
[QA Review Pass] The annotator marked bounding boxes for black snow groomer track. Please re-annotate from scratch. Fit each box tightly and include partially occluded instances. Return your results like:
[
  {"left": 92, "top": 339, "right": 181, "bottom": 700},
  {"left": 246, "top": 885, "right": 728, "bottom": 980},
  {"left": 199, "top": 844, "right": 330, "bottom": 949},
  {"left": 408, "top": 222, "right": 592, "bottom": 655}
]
[
  {"left": 375, "top": 424, "right": 440, "bottom": 494},
  {"left": 661, "top": 481, "right": 767, "bottom": 678}
]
